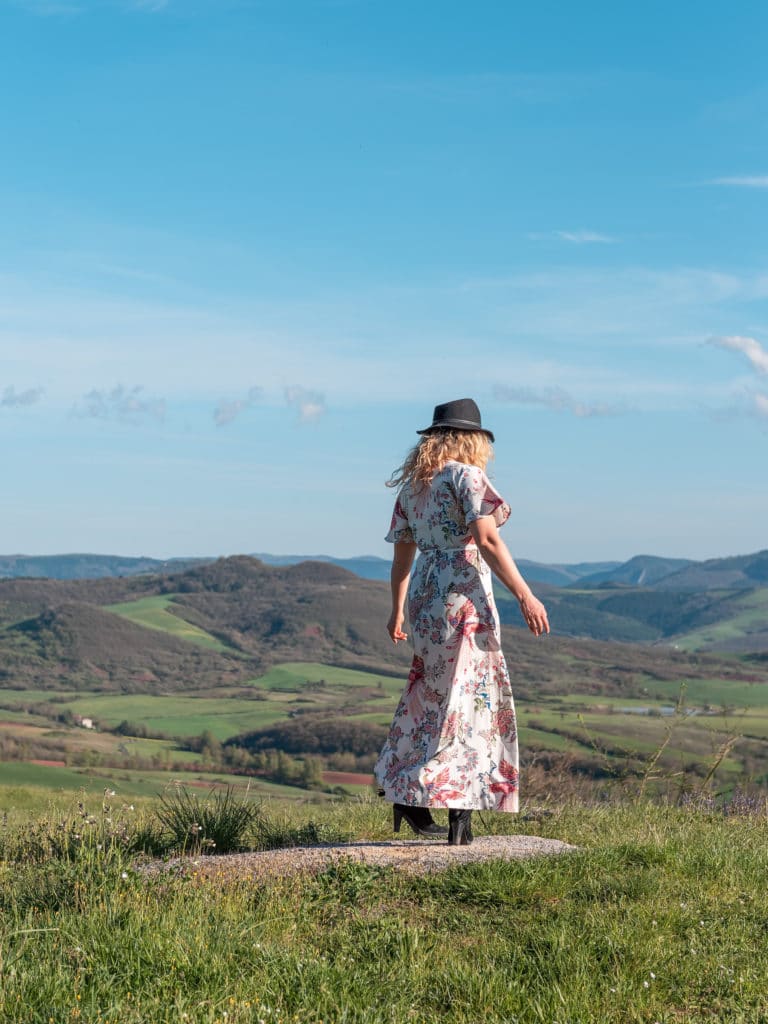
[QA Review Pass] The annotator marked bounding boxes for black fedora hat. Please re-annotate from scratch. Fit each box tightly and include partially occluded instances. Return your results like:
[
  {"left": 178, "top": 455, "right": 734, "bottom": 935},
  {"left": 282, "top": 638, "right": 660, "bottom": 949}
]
[{"left": 417, "top": 398, "right": 495, "bottom": 443}]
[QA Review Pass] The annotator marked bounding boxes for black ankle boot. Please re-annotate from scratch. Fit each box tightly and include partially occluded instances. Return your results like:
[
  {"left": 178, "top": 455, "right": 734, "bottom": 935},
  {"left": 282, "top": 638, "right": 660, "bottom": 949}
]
[
  {"left": 393, "top": 803, "right": 449, "bottom": 838},
  {"left": 447, "top": 808, "right": 473, "bottom": 846}
]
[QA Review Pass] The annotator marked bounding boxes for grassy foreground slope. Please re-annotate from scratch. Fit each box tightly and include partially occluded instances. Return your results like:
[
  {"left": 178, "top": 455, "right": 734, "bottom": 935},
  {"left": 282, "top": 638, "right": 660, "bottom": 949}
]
[{"left": 0, "top": 795, "right": 767, "bottom": 1023}]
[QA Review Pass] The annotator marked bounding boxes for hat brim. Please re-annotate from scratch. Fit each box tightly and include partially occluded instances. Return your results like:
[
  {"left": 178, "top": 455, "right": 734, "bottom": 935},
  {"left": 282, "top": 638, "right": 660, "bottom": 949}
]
[{"left": 417, "top": 424, "right": 495, "bottom": 443}]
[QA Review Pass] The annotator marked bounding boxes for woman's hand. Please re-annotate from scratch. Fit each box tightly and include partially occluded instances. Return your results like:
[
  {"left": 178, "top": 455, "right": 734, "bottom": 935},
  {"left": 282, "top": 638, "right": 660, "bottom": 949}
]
[
  {"left": 388, "top": 541, "right": 416, "bottom": 644},
  {"left": 469, "top": 517, "right": 551, "bottom": 637},
  {"left": 519, "top": 593, "right": 550, "bottom": 636},
  {"left": 387, "top": 611, "right": 408, "bottom": 644}
]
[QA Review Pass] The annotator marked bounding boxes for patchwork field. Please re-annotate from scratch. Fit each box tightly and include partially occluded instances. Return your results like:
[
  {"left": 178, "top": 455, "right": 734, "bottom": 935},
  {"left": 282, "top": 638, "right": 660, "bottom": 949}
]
[
  {"left": 3, "top": 554, "right": 768, "bottom": 802},
  {"left": 105, "top": 594, "right": 230, "bottom": 652},
  {"left": 2, "top": 651, "right": 768, "bottom": 802}
]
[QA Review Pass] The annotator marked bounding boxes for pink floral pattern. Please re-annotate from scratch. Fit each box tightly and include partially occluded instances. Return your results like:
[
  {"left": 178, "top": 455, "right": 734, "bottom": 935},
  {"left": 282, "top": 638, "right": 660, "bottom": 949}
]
[{"left": 374, "top": 461, "right": 519, "bottom": 812}]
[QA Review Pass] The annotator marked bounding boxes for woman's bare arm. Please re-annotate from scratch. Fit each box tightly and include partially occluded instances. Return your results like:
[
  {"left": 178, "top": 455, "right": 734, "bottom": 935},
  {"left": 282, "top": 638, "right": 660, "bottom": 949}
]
[
  {"left": 469, "top": 516, "right": 550, "bottom": 636},
  {"left": 387, "top": 540, "right": 417, "bottom": 643}
]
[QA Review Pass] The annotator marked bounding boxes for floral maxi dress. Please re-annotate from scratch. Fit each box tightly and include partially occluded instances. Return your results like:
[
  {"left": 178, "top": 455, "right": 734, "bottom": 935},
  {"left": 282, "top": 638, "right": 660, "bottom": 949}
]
[{"left": 374, "top": 460, "right": 519, "bottom": 812}]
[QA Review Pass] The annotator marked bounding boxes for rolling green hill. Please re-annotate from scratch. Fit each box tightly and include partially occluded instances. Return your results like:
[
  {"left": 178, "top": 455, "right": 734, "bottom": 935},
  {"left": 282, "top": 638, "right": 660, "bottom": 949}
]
[{"left": 3, "top": 555, "right": 768, "bottom": 798}]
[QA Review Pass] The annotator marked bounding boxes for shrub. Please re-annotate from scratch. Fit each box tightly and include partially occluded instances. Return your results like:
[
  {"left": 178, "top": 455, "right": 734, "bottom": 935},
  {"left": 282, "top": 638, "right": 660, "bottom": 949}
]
[{"left": 155, "top": 786, "right": 259, "bottom": 854}]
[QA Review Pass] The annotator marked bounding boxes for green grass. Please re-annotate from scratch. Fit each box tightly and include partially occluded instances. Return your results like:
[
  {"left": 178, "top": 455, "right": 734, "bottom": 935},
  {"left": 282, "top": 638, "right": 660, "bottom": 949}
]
[
  {"left": 673, "top": 588, "right": 768, "bottom": 651},
  {"left": 0, "top": 764, "right": 314, "bottom": 803},
  {"left": 36, "top": 692, "right": 289, "bottom": 740},
  {"left": 4, "top": 657, "right": 768, "bottom": 798},
  {"left": 249, "top": 661, "right": 403, "bottom": 695},
  {"left": 649, "top": 676, "right": 768, "bottom": 710},
  {"left": 0, "top": 798, "right": 767, "bottom": 1022},
  {"left": 104, "top": 594, "right": 230, "bottom": 652},
  {"left": 0, "top": 661, "right": 404, "bottom": 746}
]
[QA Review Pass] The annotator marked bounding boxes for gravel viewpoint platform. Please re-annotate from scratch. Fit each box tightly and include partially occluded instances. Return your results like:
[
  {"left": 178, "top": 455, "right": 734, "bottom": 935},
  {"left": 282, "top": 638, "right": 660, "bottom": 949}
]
[{"left": 150, "top": 835, "right": 579, "bottom": 883}]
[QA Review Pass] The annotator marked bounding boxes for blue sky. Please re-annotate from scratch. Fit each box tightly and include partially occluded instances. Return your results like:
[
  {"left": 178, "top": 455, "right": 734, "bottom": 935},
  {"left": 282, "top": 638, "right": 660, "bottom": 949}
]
[{"left": 1, "top": 0, "right": 767, "bottom": 564}]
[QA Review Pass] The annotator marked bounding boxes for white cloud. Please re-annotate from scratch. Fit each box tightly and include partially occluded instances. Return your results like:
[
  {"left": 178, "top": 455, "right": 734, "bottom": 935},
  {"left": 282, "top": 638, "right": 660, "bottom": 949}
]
[
  {"left": 708, "top": 176, "right": 768, "bottom": 188},
  {"left": 213, "top": 386, "right": 262, "bottom": 427},
  {"left": 1, "top": 386, "right": 44, "bottom": 408},
  {"left": 13, "top": 0, "right": 168, "bottom": 12},
  {"left": 493, "top": 384, "right": 626, "bottom": 418},
  {"left": 753, "top": 393, "right": 768, "bottom": 419},
  {"left": 76, "top": 385, "right": 166, "bottom": 425},
  {"left": 285, "top": 386, "right": 326, "bottom": 422},
  {"left": 528, "top": 230, "right": 615, "bottom": 244},
  {"left": 709, "top": 335, "right": 768, "bottom": 375},
  {"left": 11, "top": 1, "right": 82, "bottom": 13}
]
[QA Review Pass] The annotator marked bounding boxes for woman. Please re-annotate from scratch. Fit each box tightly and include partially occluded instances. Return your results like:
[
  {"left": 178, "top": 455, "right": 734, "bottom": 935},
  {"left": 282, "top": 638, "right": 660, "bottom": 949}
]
[{"left": 374, "top": 398, "right": 550, "bottom": 846}]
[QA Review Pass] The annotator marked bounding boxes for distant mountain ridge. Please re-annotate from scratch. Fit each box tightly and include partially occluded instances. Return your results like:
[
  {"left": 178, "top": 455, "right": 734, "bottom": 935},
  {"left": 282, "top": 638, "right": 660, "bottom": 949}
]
[
  {"left": 576, "top": 555, "right": 694, "bottom": 588},
  {"left": 2, "top": 551, "right": 617, "bottom": 585},
  {"left": 2, "top": 553, "right": 768, "bottom": 704},
  {"left": 2, "top": 549, "right": 767, "bottom": 593},
  {"left": 0, "top": 554, "right": 207, "bottom": 580}
]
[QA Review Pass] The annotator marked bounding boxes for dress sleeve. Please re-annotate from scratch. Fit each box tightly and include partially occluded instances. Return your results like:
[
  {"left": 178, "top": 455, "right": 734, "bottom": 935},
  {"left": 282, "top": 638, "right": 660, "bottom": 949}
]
[
  {"left": 456, "top": 465, "right": 511, "bottom": 528},
  {"left": 385, "top": 493, "right": 415, "bottom": 544}
]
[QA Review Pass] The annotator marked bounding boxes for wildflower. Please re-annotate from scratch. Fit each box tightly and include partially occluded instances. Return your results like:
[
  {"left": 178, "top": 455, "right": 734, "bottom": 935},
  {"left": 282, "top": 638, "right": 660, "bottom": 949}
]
[
  {"left": 650, "top": 972, "right": 656, "bottom": 979},
  {"left": 643, "top": 981, "right": 649, "bottom": 989},
  {"left": 121, "top": 871, "right": 128, "bottom": 880}
]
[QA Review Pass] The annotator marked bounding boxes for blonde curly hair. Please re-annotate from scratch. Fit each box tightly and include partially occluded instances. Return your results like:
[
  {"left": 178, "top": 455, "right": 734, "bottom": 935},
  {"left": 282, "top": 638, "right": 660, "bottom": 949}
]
[{"left": 387, "top": 429, "right": 493, "bottom": 490}]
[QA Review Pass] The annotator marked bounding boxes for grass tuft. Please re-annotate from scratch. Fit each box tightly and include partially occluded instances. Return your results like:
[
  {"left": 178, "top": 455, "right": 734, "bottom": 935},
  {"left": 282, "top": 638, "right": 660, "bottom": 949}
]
[{"left": 155, "top": 784, "right": 259, "bottom": 854}]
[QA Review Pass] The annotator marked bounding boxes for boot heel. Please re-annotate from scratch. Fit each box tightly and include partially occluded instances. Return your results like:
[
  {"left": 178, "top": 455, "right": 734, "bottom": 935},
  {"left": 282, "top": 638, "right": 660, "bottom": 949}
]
[
  {"left": 392, "top": 803, "right": 448, "bottom": 838},
  {"left": 448, "top": 809, "right": 473, "bottom": 846}
]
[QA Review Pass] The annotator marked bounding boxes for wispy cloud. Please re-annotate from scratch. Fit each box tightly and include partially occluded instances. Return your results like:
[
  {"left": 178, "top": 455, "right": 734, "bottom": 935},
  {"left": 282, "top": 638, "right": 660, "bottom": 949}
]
[
  {"left": 76, "top": 385, "right": 166, "bottom": 425},
  {"left": 494, "top": 384, "right": 626, "bottom": 418},
  {"left": 707, "top": 176, "right": 768, "bottom": 188},
  {"left": 213, "top": 386, "right": 262, "bottom": 427},
  {"left": 12, "top": 0, "right": 83, "bottom": 13},
  {"left": 528, "top": 230, "right": 615, "bottom": 244},
  {"left": 1, "top": 385, "right": 44, "bottom": 408},
  {"left": 13, "top": 0, "right": 169, "bottom": 12},
  {"left": 129, "top": 0, "right": 168, "bottom": 10},
  {"left": 285, "top": 386, "right": 326, "bottom": 422},
  {"left": 709, "top": 335, "right": 768, "bottom": 375},
  {"left": 709, "top": 335, "right": 768, "bottom": 422}
]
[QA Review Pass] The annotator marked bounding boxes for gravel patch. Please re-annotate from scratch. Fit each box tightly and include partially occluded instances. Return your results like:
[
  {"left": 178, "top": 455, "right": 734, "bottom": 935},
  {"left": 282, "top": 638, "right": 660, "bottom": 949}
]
[{"left": 146, "top": 835, "right": 578, "bottom": 883}]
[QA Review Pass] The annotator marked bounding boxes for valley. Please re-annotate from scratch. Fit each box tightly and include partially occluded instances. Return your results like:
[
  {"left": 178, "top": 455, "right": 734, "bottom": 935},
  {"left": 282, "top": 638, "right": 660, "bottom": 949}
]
[{"left": 2, "top": 553, "right": 768, "bottom": 802}]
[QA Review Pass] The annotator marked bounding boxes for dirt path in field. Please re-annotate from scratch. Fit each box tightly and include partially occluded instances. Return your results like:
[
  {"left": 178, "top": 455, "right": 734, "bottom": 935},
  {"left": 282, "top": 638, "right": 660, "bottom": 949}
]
[
  {"left": 321, "top": 771, "right": 374, "bottom": 786},
  {"left": 147, "top": 834, "right": 579, "bottom": 882}
]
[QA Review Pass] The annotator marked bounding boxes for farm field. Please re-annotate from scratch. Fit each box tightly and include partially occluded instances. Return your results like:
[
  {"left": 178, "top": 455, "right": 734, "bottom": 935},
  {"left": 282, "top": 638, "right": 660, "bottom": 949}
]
[
  {"left": 4, "top": 554, "right": 768, "bottom": 798},
  {"left": 2, "top": 652, "right": 768, "bottom": 800},
  {"left": 671, "top": 588, "right": 768, "bottom": 651},
  {"left": 0, "top": 760, "right": 316, "bottom": 806},
  {"left": 0, "top": 660, "right": 403, "bottom": 740},
  {"left": 105, "top": 594, "right": 231, "bottom": 651}
]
